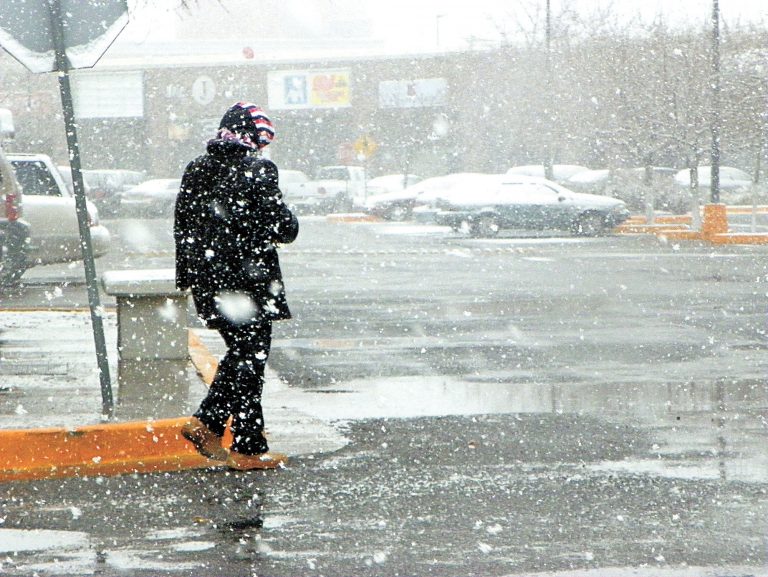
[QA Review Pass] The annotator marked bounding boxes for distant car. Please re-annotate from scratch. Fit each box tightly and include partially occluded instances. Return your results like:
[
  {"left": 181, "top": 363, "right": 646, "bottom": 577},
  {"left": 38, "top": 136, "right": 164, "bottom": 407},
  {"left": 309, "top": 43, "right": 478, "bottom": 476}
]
[
  {"left": 119, "top": 178, "right": 182, "bottom": 217},
  {"left": 82, "top": 169, "right": 146, "bottom": 216},
  {"left": 673, "top": 166, "right": 756, "bottom": 204},
  {"left": 506, "top": 164, "right": 590, "bottom": 183},
  {"left": 57, "top": 165, "right": 92, "bottom": 198},
  {"left": 368, "top": 173, "right": 498, "bottom": 222},
  {"left": 279, "top": 169, "right": 310, "bottom": 208},
  {"left": 7, "top": 153, "right": 110, "bottom": 270},
  {"left": 291, "top": 165, "right": 365, "bottom": 214},
  {"left": 567, "top": 167, "right": 685, "bottom": 214},
  {"left": 433, "top": 176, "right": 630, "bottom": 237},
  {"left": 363, "top": 173, "right": 422, "bottom": 220}
]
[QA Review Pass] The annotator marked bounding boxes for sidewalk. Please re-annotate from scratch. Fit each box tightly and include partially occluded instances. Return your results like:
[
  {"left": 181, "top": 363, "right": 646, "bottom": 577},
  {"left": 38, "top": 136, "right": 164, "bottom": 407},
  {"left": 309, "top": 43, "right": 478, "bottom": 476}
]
[{"left": 0, "top": 309, "right": 346, "bottom": 482}]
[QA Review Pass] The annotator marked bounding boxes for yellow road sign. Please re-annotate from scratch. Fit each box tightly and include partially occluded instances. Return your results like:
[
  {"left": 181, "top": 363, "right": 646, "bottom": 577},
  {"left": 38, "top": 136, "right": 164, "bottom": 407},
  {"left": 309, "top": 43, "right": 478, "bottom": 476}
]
[{"left": 354, "top": 135, "right": 378, "bottom": 158}]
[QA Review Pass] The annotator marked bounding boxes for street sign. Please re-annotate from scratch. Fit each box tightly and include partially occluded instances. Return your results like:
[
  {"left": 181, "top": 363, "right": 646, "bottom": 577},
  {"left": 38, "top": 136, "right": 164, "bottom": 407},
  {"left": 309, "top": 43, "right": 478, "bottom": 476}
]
[
  {"left": 354, "top": 135, "right": 378, "bottom": 159},
  {"left": 0, "top": 0, "right": 128, "bottom": 73},
  {"left": 192, "top": 75, "right": 216, "bottom": 106}
]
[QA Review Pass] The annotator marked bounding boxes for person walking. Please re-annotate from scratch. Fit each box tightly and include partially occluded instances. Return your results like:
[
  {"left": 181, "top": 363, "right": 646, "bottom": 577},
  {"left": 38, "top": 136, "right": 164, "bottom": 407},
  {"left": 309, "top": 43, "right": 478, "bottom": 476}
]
[{"left": 174, "top": 102, "right": 299, "bottom": 470}]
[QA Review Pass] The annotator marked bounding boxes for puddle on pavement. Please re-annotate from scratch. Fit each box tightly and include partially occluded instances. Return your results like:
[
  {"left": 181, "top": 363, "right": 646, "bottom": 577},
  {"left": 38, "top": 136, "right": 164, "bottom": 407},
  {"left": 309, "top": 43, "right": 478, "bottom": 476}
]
[
  {"left": 291, "top": 376, "right": 768, "bottom": 422},
  {"left": 286, "top": 376, "right": 768, "bottom": 483}
]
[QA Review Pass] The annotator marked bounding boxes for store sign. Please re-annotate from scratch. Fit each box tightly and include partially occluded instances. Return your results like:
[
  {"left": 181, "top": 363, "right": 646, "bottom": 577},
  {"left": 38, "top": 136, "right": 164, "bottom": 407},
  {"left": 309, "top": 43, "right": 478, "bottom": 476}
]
[
  {"left": 379, "top": 78, "right": 448, "bottom": 108},
  {"left": 268, "top": 68, "right": 351, "bottom": 110}
]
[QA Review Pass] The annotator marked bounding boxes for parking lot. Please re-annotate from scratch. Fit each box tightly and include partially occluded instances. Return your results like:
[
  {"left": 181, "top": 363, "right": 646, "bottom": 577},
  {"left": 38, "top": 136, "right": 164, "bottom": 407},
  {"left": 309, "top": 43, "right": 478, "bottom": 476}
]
[{"left": 3, "top": 216, "right": 768, "bottom": 576}]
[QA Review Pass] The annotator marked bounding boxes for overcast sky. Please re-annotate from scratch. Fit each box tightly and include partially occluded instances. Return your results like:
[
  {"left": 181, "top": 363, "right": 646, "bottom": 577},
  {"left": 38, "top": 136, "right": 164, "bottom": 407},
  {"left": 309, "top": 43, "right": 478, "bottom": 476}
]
[{"left": 122, "top": 0, "right": 768, "bottom": 53}]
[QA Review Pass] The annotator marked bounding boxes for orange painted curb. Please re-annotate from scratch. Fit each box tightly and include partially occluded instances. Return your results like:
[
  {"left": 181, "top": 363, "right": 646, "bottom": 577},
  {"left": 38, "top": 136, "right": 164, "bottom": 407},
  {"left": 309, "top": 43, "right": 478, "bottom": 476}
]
[
  {"left": 709, "top": 233, "right": 768, "bottom": 245},
  {"left": 0, "top": 330, "right": 278, "bottom": 482},
  {"left": 616, "top": 224, "right": 690, "bottom": 234},
  {"left": 653, "top": 230, "right": 704, "bottom": 241},
  {"left": 626, "top": 215, "right": 693, "bottom": 225},
  {"left": 188, "top": 329, "right": 218, "bottom": 386},
  {"left": 0, "top": 417, "right": 222, "bottom": 482},
  {"left": 326, "top": 213, "right": 381, "bottom": 223}
]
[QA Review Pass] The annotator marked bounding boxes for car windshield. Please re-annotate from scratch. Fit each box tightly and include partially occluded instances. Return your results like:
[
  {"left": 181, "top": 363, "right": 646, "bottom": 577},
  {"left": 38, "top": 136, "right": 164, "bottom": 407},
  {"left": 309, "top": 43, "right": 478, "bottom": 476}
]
[
  {"left": 316, "top": 168, "right": 349, "bottom": 180},
  {"left": 11, "top": 160, "right": 60, "bottom": 196}
]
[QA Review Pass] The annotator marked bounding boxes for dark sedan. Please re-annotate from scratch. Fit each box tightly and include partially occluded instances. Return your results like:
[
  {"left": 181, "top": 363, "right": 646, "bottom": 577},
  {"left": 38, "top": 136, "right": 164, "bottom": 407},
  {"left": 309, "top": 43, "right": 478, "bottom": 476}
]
[{"left": 433, "top": 177, "right": 630, "bottom": 237}]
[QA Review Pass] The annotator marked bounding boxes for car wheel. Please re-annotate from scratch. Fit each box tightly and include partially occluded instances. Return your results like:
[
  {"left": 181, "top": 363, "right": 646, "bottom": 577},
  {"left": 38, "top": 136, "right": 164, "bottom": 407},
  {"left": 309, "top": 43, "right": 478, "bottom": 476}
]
[
  {"left": 470, "top": 214, "right": 500, "bottom": 237},
  {"left": 386, "top": 204, "right": 411, "bottom": 221},
  {"left": 574, "top": 212, "right": 606, "bottom": 236},
  {"left": 334, "top": 194, "right": 353, "bottom": 213}
]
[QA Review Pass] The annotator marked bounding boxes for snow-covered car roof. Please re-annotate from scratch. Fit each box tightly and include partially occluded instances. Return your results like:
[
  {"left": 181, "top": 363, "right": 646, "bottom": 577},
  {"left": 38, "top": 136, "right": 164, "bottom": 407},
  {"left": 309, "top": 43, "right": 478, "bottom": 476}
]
[
  {"left": 506, "top": 164, "right": 591, "bottom": 181},
  {"left": 673, "top": 166, "right": 752, "bottom": 189}
]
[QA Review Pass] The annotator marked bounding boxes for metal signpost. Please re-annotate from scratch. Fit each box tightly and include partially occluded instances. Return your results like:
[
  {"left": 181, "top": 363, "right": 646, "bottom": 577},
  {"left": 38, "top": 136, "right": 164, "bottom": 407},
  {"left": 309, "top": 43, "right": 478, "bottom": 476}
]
[{"left": 0, "top": 0, "right": 129, "bottom": 418}]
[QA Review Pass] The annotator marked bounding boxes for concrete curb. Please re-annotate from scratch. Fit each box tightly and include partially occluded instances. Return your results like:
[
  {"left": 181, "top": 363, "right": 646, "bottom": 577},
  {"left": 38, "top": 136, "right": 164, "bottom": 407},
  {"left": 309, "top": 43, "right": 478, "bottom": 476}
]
[{"left": 0, "top": 331, "right": 240, "bottom": 483}]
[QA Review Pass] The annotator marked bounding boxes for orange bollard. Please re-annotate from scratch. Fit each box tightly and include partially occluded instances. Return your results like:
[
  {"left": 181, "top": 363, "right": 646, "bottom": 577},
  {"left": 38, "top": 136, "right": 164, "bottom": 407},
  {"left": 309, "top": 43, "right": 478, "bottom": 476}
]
[{"left": 701, "top": 204, "right": 728, "bottom": 239}]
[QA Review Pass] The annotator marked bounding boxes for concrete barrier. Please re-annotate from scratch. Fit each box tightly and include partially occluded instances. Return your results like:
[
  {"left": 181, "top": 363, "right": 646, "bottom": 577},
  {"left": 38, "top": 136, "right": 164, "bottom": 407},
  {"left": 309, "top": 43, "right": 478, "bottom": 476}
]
[{"left": 102, "top": 269, "right": 189, "bottom": 360}]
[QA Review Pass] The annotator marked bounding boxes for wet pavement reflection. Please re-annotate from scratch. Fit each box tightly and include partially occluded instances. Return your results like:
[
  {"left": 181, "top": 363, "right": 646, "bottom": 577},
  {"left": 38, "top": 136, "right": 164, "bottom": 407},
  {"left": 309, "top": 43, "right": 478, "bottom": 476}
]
[{"left": 286, "top": 375, "right": 768, "bottom": 483}]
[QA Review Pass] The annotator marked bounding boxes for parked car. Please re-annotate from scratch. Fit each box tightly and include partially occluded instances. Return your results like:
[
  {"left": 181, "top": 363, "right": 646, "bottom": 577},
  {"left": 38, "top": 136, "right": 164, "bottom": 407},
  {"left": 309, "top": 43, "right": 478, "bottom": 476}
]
[
  {"left": 567, "top": 167, "right": 685, "bottom": 214},
  {"left": 0, "top": 147, "right": 29, "bottom": 285},
  {"left": 673, "top": 166, "right": 756, "bottom": 205},
  {"left": 506, "top": 164, "right": 590, "bottom": 183},
  {"left": 278, "top": 169, "right": 310, "bottom": 206},
  {"left": 57, "top": 164, "right": 93, "bottom": 198},
  {"left": 363, "top": 173, "right": 422, "bottom": 220},
  {"left": 82, "top": 168, "right": 146, "bottom": 216},
  {"left": 119, "top": 178, "right": 182, "bottom": 217},
  {"left": 368, "top": 173, "right": 499, "bottom": 222},
  {"left": 6, "top": 153, "right": 110, "bottom": 271},
  {"left": 290, "top": 165, "right": 365, "bottom": 214},
  {"left": 433, "top": 176, "right": 630, "bottom": 237}
]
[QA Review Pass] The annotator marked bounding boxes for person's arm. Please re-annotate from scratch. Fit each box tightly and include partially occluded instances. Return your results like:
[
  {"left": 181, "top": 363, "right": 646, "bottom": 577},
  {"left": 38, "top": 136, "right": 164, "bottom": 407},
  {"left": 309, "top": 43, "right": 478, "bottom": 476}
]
[
  {"left": 252, "top": 159, "right": 299, "bottom": 245},
  {"left": 174, "top": 162, "right": 196, "bottom": 290}
]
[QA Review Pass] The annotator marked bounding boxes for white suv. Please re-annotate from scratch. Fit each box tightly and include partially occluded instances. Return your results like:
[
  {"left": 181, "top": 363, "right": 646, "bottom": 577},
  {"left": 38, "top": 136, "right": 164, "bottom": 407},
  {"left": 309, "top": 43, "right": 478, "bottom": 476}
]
[{"left": 6, "top": 153, "right": 110, "bottom": 274}]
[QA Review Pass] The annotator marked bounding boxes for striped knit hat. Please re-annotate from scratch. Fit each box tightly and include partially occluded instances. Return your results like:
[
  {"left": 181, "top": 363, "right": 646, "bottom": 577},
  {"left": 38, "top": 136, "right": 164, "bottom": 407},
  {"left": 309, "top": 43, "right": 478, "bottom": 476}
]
[{"left": 218, "top": 101, "right": 275, "bottom": 149}]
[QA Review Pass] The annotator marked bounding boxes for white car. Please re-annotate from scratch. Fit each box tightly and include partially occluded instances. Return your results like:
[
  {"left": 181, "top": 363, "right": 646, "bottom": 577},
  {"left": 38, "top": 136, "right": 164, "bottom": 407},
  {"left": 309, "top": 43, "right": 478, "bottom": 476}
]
[
  {"left": 289, "top": 166, "right": 365, "bottom": 214},
  {"left": 119, "top": 178, "right": 182, "bottom": 217},
  {"left": 367, "top": 173, "right": 499, "bottom": 222},
  {"left": 506, "top": 164, "right": 590, "bottom": 183},
  {"left": 363, "top": 174, "right": 422, "bottom": 220},
  {"left": 673, "top": 166, "right": 755, "bottom": 204},
  {"left": 278, "top": 169, "right": 310, "bottom": 205},
  {"left": 7, "top": 153, "right": 111, "bottom": 269}
]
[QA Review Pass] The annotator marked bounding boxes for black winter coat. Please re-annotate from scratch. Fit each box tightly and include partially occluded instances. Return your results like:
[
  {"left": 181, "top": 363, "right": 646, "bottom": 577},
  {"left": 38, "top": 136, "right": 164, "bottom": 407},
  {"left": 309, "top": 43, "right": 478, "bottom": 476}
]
[{"left": 174, "top": 139, "right": 299, "bottom": 329}]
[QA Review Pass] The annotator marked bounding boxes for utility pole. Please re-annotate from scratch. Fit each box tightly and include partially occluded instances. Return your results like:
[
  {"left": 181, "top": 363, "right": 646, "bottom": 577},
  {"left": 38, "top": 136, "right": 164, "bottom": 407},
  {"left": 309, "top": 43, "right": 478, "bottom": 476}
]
[
  {"left": 710, "top": 0, "right": 721, "bottom": 203},
  {"left": 543, "top": 0, "right": 554, "bottom": 180},
  {"left": 48, "top": 0, "right": 114, "bottom": 417}
]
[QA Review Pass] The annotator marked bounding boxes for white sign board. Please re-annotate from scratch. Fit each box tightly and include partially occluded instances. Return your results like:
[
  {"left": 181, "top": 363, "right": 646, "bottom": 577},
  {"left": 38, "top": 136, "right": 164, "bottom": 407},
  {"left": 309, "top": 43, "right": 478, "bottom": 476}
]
[
  {"left": 379, "top": 78, "right": 448, "bottom": 108},
  {"left": 72, "top": 71, "right": 144, "bottom": 118}
]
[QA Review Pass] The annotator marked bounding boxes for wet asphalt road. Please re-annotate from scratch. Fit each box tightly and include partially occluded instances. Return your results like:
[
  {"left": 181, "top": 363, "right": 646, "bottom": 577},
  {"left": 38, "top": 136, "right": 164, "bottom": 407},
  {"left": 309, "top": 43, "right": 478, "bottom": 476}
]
[{"left": 2, "top": 216, "right": 768, "bottom": 575}]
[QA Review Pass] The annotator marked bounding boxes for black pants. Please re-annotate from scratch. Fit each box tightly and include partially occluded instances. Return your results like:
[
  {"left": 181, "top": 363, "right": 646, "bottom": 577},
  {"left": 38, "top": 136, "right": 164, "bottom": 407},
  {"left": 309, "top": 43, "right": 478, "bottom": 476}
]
[{"left": 195, "top": 321, "right": 272, "bottom": 455}]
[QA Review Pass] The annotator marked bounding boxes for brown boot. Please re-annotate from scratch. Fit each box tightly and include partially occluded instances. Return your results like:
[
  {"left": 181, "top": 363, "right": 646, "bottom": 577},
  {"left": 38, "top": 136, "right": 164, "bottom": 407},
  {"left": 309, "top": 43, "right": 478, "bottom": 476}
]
[
  {"left": 181, "top": 417, "right": 228, "bottom": 461},
  {"left": 227, "top": 450, "right": 288, "bottom": 470}
]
